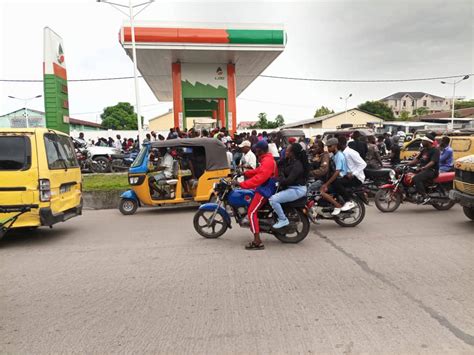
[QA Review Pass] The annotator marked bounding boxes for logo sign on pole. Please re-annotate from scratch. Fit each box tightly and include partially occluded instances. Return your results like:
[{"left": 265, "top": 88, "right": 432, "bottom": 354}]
[{"left": 43, "top": 27, "right": 70, "bottom": 134}]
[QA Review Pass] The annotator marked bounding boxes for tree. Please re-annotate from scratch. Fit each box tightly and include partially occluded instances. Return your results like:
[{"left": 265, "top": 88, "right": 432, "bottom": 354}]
[
  {"left": 314, "top": 106, "right": 334, "bottom": 118},
  {"left": 455, "top": 100, "right": 474, "bottom": 110},
  {"left": 414, "top": 107, "right": 429, "bottom": 117},
  {"left": 251, "top": 113, "right": 285, "bottom": 129},
  {"left": 100, "top": 102, "right": 143, "bottom": 130},
  {"left": 358, "top": 101, "right": 394, "bottom": 120},
  {"left": 399, "top": 111, "right": 411, "bottom": 121}
]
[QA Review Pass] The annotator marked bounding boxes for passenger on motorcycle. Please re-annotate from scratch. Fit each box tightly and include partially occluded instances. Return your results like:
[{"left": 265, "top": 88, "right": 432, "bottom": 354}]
[
  {"left": 308, "top": 140, "right": 330, "bottom": 193},
  {"left": 269, "top": 143, "right": 309, "bottom": 229},
  {"left": 238, "top": 140, "right": 278, "bottom": 250},
  {"left": 319, "top": 138, "right": 354, "bottom": 216},
  {"left": 408, "top": 136, "right": 440, "bottom": 204}
]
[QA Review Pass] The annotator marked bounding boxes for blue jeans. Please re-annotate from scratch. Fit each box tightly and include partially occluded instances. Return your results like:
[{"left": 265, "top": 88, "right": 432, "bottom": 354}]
[{"left": 269, "top": 185, "right": 307, "bottom": 221}]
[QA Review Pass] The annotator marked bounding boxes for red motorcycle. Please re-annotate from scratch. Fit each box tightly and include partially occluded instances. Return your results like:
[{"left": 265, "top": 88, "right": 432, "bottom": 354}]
[{"left": 374, "top": 165, "right": 455, "bottom": 212}]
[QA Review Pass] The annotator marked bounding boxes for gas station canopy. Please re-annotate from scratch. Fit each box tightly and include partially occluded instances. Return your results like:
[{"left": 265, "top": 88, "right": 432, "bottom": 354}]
[
  {"left": 119, "top": 23, "right": 286, "bottom": 101},
  {"left": 119, "top": 22, "right": 286, "bottom": 131}
]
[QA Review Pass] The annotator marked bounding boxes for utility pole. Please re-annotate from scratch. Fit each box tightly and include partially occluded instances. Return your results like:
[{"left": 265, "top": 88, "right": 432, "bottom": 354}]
[
  {"left": 339, "top": 93, "right": 352, "bottom": 121},
  {"left": 441, "top": 75, "right": 470, "bottom": 130},
  {"left": 7, "top": 94, "right": 42, "bottom": 128},
  {"left": 97, "top": 0, "right": 154, "bottom": 143}
]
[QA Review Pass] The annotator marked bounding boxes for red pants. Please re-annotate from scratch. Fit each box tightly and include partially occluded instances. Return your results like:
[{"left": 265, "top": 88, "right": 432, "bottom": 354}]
[{"left": 248, "top": 192, "right": 267, "bottom": 234}]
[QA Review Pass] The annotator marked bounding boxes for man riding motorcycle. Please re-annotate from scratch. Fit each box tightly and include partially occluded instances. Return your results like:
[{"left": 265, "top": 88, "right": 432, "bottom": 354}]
[
  {"left": 408, "top": 136, "right": 440, "bottom": 204},
  {"left": 237, "top": 140, "right": 278, "bottom": 250}
]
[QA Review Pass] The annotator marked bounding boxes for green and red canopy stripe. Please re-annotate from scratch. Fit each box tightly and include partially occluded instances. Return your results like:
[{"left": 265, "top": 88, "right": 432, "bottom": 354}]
[{"left": 121, "top": 27, "right": 284, "bottom": 45}]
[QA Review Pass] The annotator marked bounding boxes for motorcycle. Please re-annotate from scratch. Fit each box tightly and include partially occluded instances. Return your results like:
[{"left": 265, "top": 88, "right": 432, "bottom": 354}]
[
  {"left": 306, "top": 182, "right": 369, "bottom": 227},
  {"left": 374, "top": 165, "right": 455, "bottom": 212},
  {"left": 193, "top": 176, "right": 310, "bottom": 244},
  {"left": 111, "top": 150, "right": 139, "bottom": 172},
  {"left": 364, "top": 168, "right": 396, "bottom": 195},
  {"left": 75, "top": 146, "right": 101, "bottom": 173}
]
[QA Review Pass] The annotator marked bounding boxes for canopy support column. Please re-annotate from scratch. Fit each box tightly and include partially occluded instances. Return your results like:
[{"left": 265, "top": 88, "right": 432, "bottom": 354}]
[
  {"left": 218, "top": 99, "right": 226, "bottom": 128},
  {"left": 172, "top": 62, "right": 183, "bottom": 129},
  {"left": 227, "top": 63, "right": 237, "bottom": 133}
]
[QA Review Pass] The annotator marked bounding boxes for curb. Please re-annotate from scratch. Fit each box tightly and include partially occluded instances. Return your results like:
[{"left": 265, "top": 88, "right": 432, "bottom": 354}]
[{"left": 82, "top": 190, "right": 125, "bottom": 210}]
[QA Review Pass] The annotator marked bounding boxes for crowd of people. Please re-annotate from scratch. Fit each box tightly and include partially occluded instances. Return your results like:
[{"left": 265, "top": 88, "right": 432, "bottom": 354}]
[{"left": 76, "top": 126, "right": 454, "bottom": 250}]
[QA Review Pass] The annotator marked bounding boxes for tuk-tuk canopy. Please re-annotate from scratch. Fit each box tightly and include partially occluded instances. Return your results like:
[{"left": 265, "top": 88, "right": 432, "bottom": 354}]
[
  {"left": 150, "top": 138, "right": 229, "bottom": 171},
  {"left": 279, "top": 129, "right": 305, "bottom": 138}
]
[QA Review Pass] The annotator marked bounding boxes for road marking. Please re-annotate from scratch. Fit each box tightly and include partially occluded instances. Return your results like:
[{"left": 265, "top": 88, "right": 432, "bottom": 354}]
[{"left": 313, "top": 229, "right": 474, "bottom": 347}]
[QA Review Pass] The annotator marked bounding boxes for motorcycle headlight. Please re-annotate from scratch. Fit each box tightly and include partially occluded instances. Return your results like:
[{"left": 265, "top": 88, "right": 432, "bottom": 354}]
[
  {"left": 129, "top": 177, "right": 139, "bottom": 185},
  {"left": 389, "top": 169, "right": 396, "bottom": 181}
]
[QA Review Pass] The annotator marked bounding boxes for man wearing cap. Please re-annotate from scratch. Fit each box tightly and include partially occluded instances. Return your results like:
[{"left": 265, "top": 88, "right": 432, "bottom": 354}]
[
  {"left": 239, "top": 140, "right": 278, "bottom": 250},
  {"left": 320, "top": 138, "right": 355, "bottom": 216},
  {"left": 408, "top": 136, "right": 440, "bottom": 204},
  {"left": 239, "top": 140, "right": 257, "bottom": 171}
]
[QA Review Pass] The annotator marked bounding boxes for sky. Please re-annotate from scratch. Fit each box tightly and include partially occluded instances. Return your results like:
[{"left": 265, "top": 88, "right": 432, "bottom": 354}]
[{"left": 1, "top": 0, "right": 473, "bottom": 125}]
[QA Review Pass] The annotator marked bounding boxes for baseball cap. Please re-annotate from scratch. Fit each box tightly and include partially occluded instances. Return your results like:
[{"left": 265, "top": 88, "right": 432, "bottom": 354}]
[
  {"left": 255, "top": 140, "right": 268, "bottom": 150},
  {"left": 238, "top": 140, "right": 251, "bottom": 148},
  {"left": 288, "top": 137, "right": 297, "bottom": 144},
  {"left": 326, "top": 138, "right": 339, "bottom": 146}
]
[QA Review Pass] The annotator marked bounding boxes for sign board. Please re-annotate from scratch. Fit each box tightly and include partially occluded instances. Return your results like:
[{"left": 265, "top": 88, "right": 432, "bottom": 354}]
[
  {"left": 43, "top": 27, "right": 70, "bottom": 134},
  {"left": 181, "top": 63, "right": 228, "bottom": 99}
]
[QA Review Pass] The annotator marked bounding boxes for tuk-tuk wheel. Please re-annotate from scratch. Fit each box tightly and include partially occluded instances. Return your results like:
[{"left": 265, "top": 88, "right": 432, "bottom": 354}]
[{"left": 119, "top": 198, "right": 138, "bottom": 215}]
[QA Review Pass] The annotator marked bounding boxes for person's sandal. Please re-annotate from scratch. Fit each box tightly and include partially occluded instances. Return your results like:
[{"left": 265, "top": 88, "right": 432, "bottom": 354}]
[{"left": 245, "top": 242, "right": 265, "bottom": 250}]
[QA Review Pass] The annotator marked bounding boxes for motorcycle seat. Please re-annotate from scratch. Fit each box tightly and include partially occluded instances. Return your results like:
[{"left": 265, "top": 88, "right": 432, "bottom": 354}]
[
  {"left": 281, "top": 196, "right": 307, "bottom": 208},
  {"left": 364, "top": 168, "right": 392, "bottom": 178},
  {"left": 433, "top": 172, "right": 455, "bottom": 184}
]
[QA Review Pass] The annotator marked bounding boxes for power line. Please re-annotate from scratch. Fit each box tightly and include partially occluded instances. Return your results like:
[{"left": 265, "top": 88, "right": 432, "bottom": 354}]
[{"left": 1, "top": 73, "right": 472, "bottom": 84}]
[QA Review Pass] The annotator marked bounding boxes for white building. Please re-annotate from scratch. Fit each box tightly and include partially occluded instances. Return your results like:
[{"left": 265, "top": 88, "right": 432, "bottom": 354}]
[{"left": 380, "top": 92, "right": 452, "bottom": 117}]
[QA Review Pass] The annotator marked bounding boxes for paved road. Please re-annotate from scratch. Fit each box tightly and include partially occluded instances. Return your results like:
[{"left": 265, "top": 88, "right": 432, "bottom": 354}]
[{"left": 1, "top": 204, "right": 473, "bottom": 353}]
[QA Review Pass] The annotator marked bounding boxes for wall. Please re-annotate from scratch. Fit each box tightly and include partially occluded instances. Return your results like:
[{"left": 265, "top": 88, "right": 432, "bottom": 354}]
[{"left": 148, "top": 112, "right": 197, "bottom": 131}]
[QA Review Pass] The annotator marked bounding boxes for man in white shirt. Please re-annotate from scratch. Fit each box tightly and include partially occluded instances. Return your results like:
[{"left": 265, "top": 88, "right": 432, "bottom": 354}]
[
  {"left": 340, "top": 136, "right": 367, "bottom": 184},
  {"left": 114, "top": 135, "right": 123, "bottom": 151},
  {"left": 238, "top": 140, "right": 257, "bottom": 171}
]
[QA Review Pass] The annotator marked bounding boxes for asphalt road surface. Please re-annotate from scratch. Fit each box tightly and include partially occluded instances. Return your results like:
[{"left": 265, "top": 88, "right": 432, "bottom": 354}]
[{"left": 1, "top": 204, "right": 473, "bottom": 353}]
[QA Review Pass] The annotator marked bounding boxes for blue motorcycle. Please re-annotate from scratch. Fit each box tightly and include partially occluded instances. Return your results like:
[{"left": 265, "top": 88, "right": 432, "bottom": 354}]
[{"left": 193, "top": 176, "right": 310, "bottom": 243}]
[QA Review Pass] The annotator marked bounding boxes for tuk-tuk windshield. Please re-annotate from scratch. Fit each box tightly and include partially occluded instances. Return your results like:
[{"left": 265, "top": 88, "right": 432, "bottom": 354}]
[{"left": 131, "top": 146, "right": 148, "bottom": 168}]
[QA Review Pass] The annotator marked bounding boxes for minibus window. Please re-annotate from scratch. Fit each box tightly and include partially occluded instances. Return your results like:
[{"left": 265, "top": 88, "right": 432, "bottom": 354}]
[
  {"left": 44, "top": 134, "right": 79, "bottom": 170},
  {"left": 0, "top": 136, "right": 31, "bottom": 171}
]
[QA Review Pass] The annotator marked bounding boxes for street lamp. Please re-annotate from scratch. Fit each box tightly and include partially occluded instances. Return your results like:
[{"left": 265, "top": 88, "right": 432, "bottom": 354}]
[
  {"left": 97, "top": 0, "right": 155, "bottom": 143},
  {"left": 441, "top": 75, "right": 470, "bottom": 129},
  {"left": 340, "top": 93, "right": 352, "bottom": 121},
  {"left": 7, "top": 94, "right": 42, "bottom": 128}
]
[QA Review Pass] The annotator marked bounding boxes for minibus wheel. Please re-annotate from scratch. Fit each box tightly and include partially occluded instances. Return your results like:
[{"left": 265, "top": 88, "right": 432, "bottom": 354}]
[{"left": 119, "top": 198, "right": 138, "bottom": 215}]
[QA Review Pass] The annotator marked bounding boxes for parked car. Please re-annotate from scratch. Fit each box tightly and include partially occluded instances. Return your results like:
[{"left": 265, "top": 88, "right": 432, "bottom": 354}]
[
  {"left": 450, "top": 154, "right": 474, "bottom": 220},
  {"left": 72, "top": 138, "right": 122, "bottom": 173}
]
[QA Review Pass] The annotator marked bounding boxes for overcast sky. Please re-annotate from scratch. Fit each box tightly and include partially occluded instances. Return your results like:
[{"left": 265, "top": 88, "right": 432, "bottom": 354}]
[{"left": 1, "top": 0, "right": 473, "bottom": 125}]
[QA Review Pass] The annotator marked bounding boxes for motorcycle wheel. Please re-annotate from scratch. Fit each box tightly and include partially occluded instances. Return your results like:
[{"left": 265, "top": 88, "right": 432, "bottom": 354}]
[
  {"left": 431, "top": 188, "right": 456, "bottom": 211},
  {"left": 193, "top": 209, "right": 228, "bottom": 239},
  {"left": 273, "top": 208, "right": 310, "bottom": 244},
  {"left": 118, "top": 198, "right": 138, "bottom": 215},
  {"left": 335, "top": 198, "right": 366, "bottom": 227},
  {"left": 375, "top": 189, "right": 401, "bottom": 213}
]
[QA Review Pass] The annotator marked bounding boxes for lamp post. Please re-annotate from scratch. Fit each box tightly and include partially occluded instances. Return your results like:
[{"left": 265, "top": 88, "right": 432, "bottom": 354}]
[
  {"left": 7, "top": 94, "right": 42, "bottom": 128},
  {"left": 339, "top": 93, "right": 352, "bottom": 121},
  {"left": 441, "top": 75, "right": 470, "bottom": 130},
  {"left": 97, "top": 0, "right": 154, "bottom": 143}
]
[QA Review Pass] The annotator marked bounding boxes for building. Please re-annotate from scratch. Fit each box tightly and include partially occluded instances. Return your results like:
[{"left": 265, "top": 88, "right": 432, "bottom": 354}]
[
  {"left": 148, "top": 109, "right": 219, "bottom": 132},
  {"left": 237, "top": 121, "right": 257, "bottom": 129},
  {"left": 0, "top": 108, "right": 102, "bottom": 131},
  {"left": 282, "top": 108, "right": 384, "bottom": 129},
  {"left": 380, "top": 92, "right": 451, "bottom": 117}
]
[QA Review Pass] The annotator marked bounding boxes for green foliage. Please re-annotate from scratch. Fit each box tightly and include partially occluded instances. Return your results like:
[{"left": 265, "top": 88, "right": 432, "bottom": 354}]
[
  {"left": 251, "top": 113, "right": 285, "bottom": 129},
  {"left": 455, "top": 100, "right": 474, "bottom": 110},
  {"left": 358, "top": 101, "right": 394, "bottom": 120},
  {"left": 414, "top": 107, "right": 429, "bottom": 116},
  {"left": 399, "top": 111, "right": 411, "bottom": 121},
  {"left": 100, "top": 102, "right": 143, "bottom": 130},
  {"left": 314, "top": 106, "right": 334, "bottom": 117},
  {"left": 82, "top": 173, "right": 128, "bottom": 191}
]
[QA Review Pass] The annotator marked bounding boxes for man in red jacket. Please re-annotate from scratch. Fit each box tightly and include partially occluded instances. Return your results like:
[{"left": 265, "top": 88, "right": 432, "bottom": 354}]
[{"left": 239, "top": 140, "right": 278, "bottom": 250}]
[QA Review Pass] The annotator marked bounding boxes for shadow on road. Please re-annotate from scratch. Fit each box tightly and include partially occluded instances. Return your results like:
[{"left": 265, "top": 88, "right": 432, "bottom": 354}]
[{"left": 0, "top": 227, "right": 72, "bottom": 249}]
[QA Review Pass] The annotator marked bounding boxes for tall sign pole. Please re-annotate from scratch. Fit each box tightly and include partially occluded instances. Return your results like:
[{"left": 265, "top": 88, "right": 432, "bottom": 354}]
[{"left": 43, "top": 27, "right": 70, "bottom": 134}]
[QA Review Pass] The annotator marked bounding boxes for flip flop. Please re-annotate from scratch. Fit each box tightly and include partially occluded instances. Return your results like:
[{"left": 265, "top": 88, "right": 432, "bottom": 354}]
[{"left": 245, "top": 242, "right": 265, "bottom": 250}]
